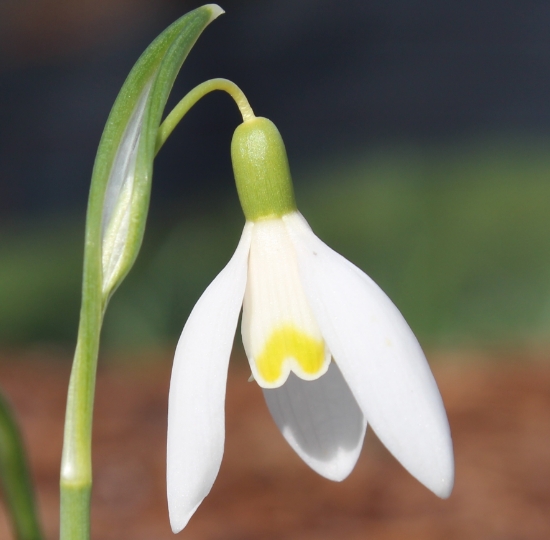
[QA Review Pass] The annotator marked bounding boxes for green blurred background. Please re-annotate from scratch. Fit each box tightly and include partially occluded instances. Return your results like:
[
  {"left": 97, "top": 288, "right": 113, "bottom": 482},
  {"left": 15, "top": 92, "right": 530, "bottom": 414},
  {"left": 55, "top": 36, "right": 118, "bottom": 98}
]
[{"left": 2, "top": 1, "right": 550, "bottom": 350}]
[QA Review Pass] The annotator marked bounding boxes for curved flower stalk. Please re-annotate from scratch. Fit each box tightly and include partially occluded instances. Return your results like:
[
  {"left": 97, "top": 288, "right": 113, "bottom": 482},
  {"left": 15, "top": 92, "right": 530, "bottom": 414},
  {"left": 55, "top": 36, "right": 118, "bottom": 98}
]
[{"left": 167, "top": 117, "right": 455, "bottom": 532}]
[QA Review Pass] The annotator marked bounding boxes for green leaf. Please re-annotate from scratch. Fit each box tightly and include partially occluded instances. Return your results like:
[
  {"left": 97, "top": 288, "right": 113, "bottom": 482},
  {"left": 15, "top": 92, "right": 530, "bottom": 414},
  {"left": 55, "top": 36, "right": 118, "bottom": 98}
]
[
  {"left": 0, "top": 392, "right": 43, "bottom": 540},
  {"left": 84, "top": 4, "right": 224, "bottom": 307}
]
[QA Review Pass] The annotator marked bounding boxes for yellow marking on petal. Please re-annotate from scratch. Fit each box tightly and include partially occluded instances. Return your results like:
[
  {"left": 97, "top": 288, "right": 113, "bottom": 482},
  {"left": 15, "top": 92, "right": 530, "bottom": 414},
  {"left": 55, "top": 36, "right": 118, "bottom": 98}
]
[{"left": 255, "top": 325, "right": 326, "bottom": 384}]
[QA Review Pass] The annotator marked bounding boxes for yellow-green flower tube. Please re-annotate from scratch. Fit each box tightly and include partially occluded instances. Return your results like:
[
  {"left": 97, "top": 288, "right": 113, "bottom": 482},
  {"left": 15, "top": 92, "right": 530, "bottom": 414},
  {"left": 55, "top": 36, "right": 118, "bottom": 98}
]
[{"left": 231, "top": 117, "right": 297, "bottom": 221}]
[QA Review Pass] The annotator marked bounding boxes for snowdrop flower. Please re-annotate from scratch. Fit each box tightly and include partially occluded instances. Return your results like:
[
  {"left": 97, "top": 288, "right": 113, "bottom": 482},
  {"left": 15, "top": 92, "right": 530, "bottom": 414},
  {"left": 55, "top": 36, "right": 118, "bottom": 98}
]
[{"left": 167, "top": 116, "right": 454, "bottom": 533}]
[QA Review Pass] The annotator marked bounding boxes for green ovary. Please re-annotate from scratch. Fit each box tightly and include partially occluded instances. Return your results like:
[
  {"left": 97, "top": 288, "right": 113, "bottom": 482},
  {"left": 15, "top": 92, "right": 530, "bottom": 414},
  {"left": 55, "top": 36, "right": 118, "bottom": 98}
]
[{"left": 255, "top": 325, "right": 326, "bottom": 384}]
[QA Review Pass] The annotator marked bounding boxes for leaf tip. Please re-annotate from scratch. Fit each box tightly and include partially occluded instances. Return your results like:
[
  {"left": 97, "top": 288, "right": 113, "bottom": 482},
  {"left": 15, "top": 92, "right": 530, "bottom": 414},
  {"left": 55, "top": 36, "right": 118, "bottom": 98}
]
[{"left": 206, "top": 4, "right": 225, "bottom": 22}]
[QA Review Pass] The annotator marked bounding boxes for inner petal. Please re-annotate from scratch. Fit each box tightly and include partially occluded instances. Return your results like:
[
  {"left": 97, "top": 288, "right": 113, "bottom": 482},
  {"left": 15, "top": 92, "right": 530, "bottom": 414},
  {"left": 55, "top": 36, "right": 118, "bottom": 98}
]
[
  {"left": 241, "top": 217, "right": 330, "bottom": 388},
  {"left": 256, "top": 324, "right": 326, "bottom": 384}
]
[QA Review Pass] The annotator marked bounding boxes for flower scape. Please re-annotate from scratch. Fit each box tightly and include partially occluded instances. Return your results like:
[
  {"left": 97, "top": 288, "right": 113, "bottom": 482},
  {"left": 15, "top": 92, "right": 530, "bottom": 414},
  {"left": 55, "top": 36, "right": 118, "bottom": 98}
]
[{"left": 166, "top": 116, "right": 454, "bottom": 533}]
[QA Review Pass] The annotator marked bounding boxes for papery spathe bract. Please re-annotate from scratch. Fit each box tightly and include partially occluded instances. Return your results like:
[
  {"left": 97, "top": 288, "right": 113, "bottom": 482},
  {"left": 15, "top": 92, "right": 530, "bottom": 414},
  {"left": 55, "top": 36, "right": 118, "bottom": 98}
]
[{"left": 101, "top": 82, "right": 152, "bottom": 295}]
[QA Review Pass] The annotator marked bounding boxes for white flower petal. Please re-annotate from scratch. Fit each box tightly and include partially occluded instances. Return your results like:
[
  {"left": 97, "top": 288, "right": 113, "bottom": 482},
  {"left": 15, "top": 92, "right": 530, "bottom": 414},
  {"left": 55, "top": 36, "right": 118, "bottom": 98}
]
[
  {"left": 242, "top": 218, "right": 330, "bottom": 388},
  {"left": 167, "top": 223, "right": 253, "bottom": 533},
  {"left": 284, "top": 212, "right": 454, "bottom": 498},
  {"left": 263, "top": 361, "right": 366, "bottom": 481}
]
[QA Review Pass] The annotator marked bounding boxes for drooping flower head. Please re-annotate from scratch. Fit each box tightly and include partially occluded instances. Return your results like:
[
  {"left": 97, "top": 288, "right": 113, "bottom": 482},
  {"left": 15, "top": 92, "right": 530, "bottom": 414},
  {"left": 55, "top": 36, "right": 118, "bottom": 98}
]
[{"left": 167, "top": 115, "right": 454, "bottom": 533}]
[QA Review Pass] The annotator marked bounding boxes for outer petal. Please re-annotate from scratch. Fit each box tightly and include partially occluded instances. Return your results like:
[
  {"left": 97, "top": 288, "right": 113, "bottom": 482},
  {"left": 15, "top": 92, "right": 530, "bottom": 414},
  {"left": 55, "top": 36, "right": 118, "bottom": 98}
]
[
  {"left": 167, "top": 223, "right": 253, "bottom": 533},
  {"left": 284, "top": 212, "right": 454, "bottom": 498},
  {"left": 263, "top": 361, "right": 366, "bottom": 481}
]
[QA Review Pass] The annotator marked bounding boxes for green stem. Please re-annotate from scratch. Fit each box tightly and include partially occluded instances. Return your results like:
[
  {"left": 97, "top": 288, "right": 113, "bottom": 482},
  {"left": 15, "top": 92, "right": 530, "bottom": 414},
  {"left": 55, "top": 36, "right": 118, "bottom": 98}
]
[
  {"left": 59, "top": 325, "right": 101, "bottom": 540},
  {"left": 155, "top": 78, "right": 255, "bottom": 155},
  {"left": 58, "top": 8, "right": 232, "bottom": 539},
  {"left": 59, "top": 226, "right": 103, "bottom": 540},
  {"left": 0, "top": 392, "right": 43, "bottom": 540},
  {"left": 59, "top": 319, "right": 101, "bottom": 540}
]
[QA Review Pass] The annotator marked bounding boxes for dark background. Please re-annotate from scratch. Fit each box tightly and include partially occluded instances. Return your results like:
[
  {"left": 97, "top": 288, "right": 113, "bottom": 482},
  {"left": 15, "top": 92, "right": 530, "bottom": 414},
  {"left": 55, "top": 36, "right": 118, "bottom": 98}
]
[{"left": 2, "top": 0, "right": 550, "bottom": 215}]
